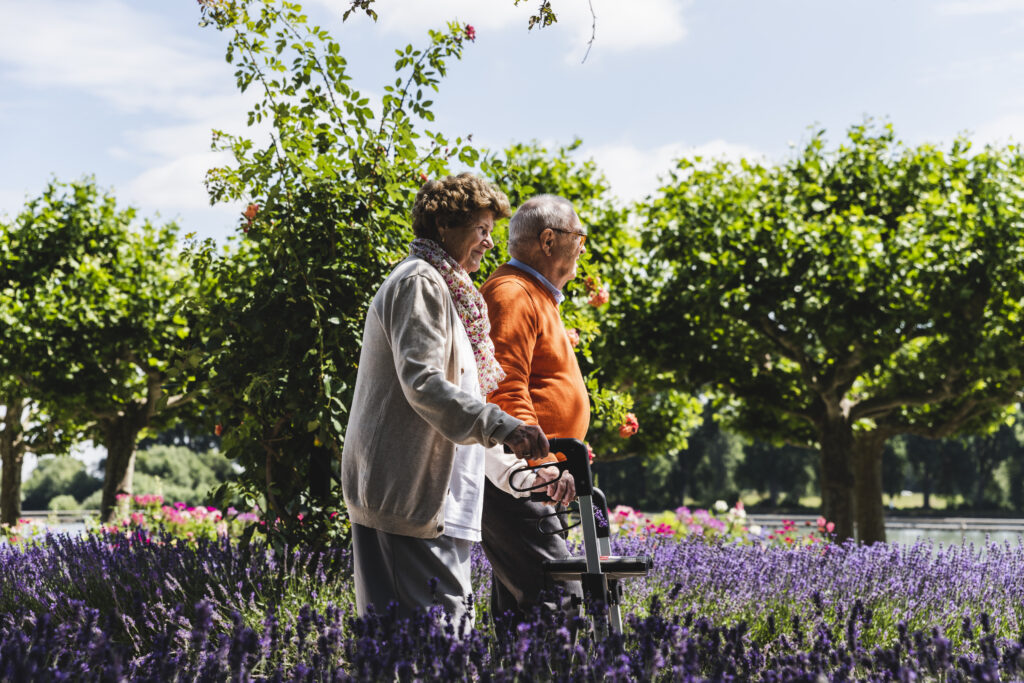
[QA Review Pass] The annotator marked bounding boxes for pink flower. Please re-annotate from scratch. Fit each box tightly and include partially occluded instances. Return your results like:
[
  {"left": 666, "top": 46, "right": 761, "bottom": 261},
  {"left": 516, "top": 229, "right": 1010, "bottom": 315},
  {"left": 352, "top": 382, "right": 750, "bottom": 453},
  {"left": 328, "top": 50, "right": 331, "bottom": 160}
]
[
  {"left": 588, "top": 286, "right": 610, "bottom": 308},
  {"left": 586, "top": 443, "right": 595, "bottom": 462},
  {"left": 465, "top": 24, "right": 476, "bottom": 41},
  {"left": 566, "top": 328, "right": 580, "bottom": 348},
  {"left": 244, "top": 203, "right": 259, "bottom": 221},
  {"left": 826, "top": 522, "right": 836, "bottom": 533}
]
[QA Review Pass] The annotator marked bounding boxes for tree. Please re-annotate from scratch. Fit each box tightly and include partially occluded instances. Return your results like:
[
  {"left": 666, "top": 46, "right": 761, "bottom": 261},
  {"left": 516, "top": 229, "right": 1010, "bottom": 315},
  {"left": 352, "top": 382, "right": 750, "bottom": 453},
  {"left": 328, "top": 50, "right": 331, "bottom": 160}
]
[
  {"left": 737, "top": 440, "right": 817, "bottom": 508},
  {"left": 124, "top": 445, "right": 238, "bottom": 507},
  {"left": 138, "top": 424, "right": 220, "bottom": 454},
  {"left": 1, "top": 208, "right": 87, "bottom": 524},
  {"left": 630, "top": 123, "right": 1024, "bottom": 542},
  {"left": 899, "top": 435, "right": 967, "bottom": 510},
  {"left": 0, "top": 180, "right": 198, "bottom": 522},
  {"left": 960, "top": 426, "right": 1018, "bottom": 508},
  {"left": 21, "top": 456, "right": 101, "bottom": 511},
  {"left": 188, "top": 0, "right": 482, "bottom": 547},
  {"left": 880, "top": 437, "right": 909, "bottom": 503},
  {"left": 0, "top": 400, "right": 52, "bottom": 523}
]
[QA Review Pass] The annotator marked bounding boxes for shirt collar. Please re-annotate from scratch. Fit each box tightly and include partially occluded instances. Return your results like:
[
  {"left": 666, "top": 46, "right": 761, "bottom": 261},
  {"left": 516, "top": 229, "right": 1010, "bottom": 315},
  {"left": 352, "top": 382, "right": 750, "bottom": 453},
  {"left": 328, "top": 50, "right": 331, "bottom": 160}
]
[{"left": 507, "top": 258, "right": 565, "bottom": 305}]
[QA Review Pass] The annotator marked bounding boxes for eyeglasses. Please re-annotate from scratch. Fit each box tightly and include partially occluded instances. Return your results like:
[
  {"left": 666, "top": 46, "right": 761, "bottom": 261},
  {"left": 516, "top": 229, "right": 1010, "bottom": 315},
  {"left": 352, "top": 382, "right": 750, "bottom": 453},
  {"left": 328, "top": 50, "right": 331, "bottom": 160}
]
[{"left": 549, "top": 227, "right": 588, "bottom": 247}]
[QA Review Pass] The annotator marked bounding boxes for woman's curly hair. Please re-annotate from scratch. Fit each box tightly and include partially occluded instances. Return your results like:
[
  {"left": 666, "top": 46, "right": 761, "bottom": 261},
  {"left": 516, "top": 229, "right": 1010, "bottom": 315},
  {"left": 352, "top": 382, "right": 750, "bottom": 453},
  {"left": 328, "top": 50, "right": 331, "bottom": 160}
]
[{"left": 412, "top": 173, "right": 511, "bottom": 240}]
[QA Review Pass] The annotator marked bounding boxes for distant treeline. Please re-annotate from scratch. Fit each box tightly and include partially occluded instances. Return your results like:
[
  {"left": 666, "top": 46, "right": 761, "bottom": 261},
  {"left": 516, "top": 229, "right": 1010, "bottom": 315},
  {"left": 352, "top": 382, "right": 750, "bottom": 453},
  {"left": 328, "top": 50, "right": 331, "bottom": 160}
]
[
  {"left": 594, "top": 405, "right": 1024, "bottom": 514},
  {"left": 21, "top": 431, "right": 235, "bottom": 511}
]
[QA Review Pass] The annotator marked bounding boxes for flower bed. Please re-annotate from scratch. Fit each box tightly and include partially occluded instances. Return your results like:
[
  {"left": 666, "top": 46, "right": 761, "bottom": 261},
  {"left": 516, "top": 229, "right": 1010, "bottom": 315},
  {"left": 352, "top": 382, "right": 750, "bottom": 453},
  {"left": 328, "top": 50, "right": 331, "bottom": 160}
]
[
  {"left": 93, "top": 494, "right": 261, "bottom": 545},
  {"left": 609, "top": 501, "right": 834, "bottom": 548},
  {"left": 2, "top": 522, "right": 1024, "bottom": 680}
]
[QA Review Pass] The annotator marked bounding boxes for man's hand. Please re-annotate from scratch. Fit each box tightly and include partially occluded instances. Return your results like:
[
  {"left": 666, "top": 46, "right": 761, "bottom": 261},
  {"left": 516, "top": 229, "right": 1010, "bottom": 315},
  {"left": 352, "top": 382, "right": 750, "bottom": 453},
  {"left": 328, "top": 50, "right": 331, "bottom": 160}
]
[
  {"left": 535, "top": 466, "right": 575, "bottom": 506},
  {"left": 504, "top": 424, "right": 549, "bottom": 461}
]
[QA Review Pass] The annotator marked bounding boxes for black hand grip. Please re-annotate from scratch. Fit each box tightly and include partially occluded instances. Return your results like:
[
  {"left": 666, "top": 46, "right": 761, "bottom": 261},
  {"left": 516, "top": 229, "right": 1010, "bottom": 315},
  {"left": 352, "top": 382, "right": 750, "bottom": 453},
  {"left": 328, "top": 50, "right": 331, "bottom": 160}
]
[
  {"left": 509, "top": 438, "right": 593, "bottom": 497},
  {"left": 548, "top": 438, "right": 593, "bottom": 496}
]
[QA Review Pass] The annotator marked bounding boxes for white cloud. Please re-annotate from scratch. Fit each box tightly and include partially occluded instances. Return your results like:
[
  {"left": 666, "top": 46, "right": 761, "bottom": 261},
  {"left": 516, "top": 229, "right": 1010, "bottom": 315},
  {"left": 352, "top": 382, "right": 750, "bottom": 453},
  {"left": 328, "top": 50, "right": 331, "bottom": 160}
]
[
  {"left": 0, "top": 0, "right": 226, "bottom": 119},
  {"left": 0, "top": 1, "right": 257, "bottom": 238},
  {"left": 310, "top": 0, "right": 525, "bottom": 33},
  {"left": 124, "top": 151, "right": 234, "bottom": 212},
  {"left": 584, "top": 139, "right": 764, "bottom": 202},
  {"left": 0, "top": 189, "right": 30, "bottom": 221},
  {"left": 937, "top": 0, "right": 1024, "bottom": 15},
  {"left": 972, "top": 114, "right": 1024, "bottom": 145},
  {"left": 322, "top": 0, "right": 688, "bottom": 59},
  {"left": 557, "top": 0, "right": 688, "bottom": 61}
]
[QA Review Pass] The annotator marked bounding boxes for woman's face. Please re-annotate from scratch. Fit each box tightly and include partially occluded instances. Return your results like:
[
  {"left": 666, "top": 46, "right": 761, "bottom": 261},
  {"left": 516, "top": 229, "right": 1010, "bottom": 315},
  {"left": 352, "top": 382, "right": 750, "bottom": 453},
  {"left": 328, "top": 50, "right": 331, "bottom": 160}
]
[{"left": 438, "top": 211, "right": 496, "bottom": 273}]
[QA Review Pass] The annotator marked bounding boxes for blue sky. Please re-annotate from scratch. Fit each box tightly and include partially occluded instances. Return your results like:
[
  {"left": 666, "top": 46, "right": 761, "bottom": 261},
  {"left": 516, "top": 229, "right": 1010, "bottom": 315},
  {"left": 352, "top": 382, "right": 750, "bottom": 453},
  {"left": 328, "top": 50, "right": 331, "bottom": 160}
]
[{"left": 3, "top": 0, "right": 1024, "bottom": 245}]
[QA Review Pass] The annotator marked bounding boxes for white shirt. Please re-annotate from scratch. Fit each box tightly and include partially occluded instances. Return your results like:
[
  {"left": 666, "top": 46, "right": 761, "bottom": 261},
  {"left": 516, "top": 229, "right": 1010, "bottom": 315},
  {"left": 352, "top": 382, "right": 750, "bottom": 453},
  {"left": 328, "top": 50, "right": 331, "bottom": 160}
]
[{"left": 444, "top": 323, "right": 487, "bottom": 541}]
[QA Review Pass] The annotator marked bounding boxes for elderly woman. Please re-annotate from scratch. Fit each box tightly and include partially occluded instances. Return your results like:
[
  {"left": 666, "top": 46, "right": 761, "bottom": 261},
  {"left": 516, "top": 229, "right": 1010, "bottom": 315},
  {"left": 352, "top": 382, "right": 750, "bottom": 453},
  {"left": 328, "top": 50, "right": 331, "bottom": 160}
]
[{"left": 342, "top": 173, "right": 554, "bottom": 623}]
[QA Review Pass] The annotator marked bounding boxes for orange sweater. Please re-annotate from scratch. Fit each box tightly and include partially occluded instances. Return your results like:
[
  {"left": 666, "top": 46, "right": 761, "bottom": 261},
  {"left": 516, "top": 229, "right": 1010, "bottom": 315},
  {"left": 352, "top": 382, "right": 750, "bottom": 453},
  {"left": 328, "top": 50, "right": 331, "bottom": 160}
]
[{"left": 481, "top": 265, "right": 591, "bottom": 463}]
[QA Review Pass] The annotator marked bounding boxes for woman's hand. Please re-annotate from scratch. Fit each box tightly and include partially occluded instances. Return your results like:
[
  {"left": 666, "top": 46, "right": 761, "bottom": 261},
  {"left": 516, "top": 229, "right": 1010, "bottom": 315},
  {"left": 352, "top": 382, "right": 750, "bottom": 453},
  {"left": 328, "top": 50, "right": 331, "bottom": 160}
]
[
  {"left": 535, "top": 466, "right": 576, "bottom": 506},
  {"left": 504, "top": 424, "right": 549, "bottom": 461}
]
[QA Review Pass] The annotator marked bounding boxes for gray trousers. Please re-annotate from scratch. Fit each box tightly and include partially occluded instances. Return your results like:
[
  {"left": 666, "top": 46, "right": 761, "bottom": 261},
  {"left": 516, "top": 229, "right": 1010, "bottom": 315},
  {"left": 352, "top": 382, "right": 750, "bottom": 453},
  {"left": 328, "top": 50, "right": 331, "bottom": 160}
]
[
  {"left": 351, "top": 522, "right": 474, "bottom": 627},
  {"left": 480, "top": 479, "right": 583, "bottom": 621}
]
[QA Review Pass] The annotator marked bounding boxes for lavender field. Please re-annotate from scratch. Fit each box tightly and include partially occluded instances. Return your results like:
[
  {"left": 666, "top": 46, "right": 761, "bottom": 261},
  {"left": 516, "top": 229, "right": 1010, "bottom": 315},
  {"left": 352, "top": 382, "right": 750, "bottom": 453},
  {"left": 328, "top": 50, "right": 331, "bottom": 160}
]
[{"left": 2, "top": 531, "right": 1024, "bottom": 681}]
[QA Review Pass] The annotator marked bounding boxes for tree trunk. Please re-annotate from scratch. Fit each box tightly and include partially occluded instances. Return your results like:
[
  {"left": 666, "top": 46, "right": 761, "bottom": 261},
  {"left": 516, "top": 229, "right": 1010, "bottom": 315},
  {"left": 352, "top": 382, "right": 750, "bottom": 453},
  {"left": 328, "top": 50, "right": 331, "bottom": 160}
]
[
  {"left": 819, "top": 419, "right": 856, "bottom": 542},
  {"left": 99, "top": 414, "right": 144, "bottom": 523},
  {"left": 974, "top": 448, "right": 995, "bottom": 509},
  {"left": 853, "top": 433, "right": 888, "bottom": 544},
  {"left": 0, "top": 399, "right": 27, "bottom": 526},
  {"left": 677, "top": 452, "right": 689, "bottom": 506}
]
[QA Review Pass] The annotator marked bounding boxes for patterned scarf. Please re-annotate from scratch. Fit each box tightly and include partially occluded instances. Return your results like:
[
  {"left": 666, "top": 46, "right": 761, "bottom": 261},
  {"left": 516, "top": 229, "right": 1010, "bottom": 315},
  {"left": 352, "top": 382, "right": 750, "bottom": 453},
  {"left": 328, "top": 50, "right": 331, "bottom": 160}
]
[{"left": 409, "top": 238, "right": 505, "bottom": 395}]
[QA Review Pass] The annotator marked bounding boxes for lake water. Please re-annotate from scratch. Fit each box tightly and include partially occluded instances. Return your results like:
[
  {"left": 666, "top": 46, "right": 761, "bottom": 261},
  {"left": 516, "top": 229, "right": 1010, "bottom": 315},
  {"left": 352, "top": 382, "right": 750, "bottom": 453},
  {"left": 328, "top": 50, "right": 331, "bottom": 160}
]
[{"left": 887, "top": 527, "right": 1024, "bottom": 547}]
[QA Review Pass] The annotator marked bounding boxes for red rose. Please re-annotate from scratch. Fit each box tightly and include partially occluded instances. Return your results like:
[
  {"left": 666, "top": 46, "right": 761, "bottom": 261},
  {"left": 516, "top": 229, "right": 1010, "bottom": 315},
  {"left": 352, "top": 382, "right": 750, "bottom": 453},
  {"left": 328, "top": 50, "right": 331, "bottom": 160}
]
[
  {"left": 465, "top": 25, "right": 476, "bottom": 42},
  {"left": 214, "top": 424, "right": 223, "bottom": 436},
  {"left": 419, "top": 172, "right": 428, "bottom": 183},
  {"left": 586, "top": 443, "right": 595, "bottom": 462},
  {"left": 618, "top": 412, "right": 639, "bottom": 439},
  {"left": 584, "top": 276, "right": 598, "bottom": 293},
  {"left": 588, "top": 286, "right": 610, "bottom": 308},
  {"left": 243, "top": 203, "right": 259, "bottom": 221}
]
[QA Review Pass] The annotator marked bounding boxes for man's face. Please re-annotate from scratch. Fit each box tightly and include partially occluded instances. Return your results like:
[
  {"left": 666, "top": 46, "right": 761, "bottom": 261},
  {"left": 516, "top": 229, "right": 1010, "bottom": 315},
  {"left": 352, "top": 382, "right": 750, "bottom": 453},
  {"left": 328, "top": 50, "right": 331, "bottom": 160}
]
[{"left": 549, "top": 214, "right": 587, "bottom": 286}]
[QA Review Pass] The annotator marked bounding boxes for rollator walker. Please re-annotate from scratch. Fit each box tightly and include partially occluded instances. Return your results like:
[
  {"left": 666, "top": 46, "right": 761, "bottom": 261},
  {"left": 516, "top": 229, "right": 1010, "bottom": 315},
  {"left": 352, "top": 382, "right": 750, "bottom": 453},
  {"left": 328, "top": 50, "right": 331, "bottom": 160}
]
[{"left": 511, "top": 438, "right": 653, "bottom": 640}]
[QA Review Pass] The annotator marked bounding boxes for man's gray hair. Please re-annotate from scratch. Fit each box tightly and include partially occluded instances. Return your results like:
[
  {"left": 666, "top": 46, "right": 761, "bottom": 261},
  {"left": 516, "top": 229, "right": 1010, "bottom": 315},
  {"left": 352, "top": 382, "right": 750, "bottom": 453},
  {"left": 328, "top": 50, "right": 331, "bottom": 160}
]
[{"left": 508, "top": 195, "right": 578, "bottom": 254}]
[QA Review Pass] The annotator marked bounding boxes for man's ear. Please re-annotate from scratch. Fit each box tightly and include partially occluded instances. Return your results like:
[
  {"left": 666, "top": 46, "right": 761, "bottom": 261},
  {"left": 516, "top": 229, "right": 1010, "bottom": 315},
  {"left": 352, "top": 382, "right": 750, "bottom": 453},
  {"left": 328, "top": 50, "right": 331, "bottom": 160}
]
[{"left": 538, "top": 228, "right": 555, "bottom": 255}]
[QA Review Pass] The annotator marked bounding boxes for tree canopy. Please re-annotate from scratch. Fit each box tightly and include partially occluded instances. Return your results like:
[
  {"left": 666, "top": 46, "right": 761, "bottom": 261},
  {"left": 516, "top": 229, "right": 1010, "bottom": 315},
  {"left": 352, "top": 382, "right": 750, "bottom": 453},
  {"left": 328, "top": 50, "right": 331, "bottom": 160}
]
[
  {"left": 629, "top": 123, "right": 1024, "bottom": 542},
  {"left": 0, "top": 180, "right": 198, "bottom": 521}
]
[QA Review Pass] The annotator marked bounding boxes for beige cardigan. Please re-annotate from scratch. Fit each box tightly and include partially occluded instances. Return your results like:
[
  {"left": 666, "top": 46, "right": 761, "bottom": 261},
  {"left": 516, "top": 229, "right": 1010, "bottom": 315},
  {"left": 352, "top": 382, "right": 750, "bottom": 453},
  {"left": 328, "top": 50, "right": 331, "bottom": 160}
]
[{"left": 342, "top": 256, "right": 526, "bottom": 539}]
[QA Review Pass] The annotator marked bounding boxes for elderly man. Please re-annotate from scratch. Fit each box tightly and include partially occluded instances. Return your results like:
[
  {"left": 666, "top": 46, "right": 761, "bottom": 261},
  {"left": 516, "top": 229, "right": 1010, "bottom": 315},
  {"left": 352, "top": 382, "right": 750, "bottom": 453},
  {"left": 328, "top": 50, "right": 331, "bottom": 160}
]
[{"left": 480, "top": 194, "right": 590, "bottom": 621}]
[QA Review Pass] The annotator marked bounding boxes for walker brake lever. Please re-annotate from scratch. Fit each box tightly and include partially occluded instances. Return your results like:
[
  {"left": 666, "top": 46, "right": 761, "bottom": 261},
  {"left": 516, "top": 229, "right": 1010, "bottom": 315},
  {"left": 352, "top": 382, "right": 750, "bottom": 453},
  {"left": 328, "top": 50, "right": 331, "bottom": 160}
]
[{"left": 535, "top": 503, "right": 580, "bottom": 536}]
